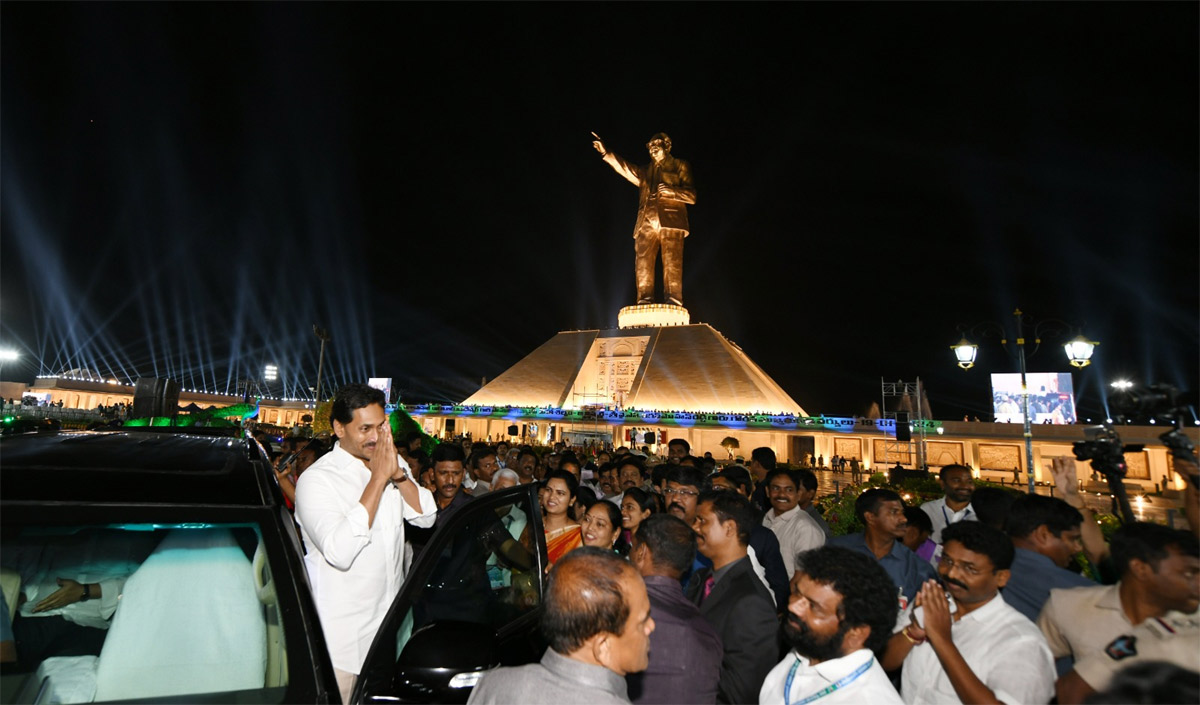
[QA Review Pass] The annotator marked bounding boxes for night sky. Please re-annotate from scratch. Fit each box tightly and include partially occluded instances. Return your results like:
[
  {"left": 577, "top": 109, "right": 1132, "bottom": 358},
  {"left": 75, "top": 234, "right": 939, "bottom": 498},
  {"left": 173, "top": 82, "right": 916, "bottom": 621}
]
[{"left": 2, "top": 3, "right": 1197, "bottom": 422}]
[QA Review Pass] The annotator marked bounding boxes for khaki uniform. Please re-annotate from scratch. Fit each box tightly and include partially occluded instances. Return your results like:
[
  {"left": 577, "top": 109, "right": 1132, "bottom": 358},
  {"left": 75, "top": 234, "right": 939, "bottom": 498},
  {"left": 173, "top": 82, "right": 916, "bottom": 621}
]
[
  {"left": 1038, "top": 583, "right": 1200, "bottom": 688},
  {"left": 1074, "top": 611, "right": 1200, "bottom": 689}
]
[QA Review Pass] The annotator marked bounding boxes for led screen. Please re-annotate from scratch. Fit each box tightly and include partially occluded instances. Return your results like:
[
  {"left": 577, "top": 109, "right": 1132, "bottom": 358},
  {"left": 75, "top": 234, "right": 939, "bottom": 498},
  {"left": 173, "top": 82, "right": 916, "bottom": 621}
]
[{"left": 991, "top": 372, "right": 1077, "bottom": 425}]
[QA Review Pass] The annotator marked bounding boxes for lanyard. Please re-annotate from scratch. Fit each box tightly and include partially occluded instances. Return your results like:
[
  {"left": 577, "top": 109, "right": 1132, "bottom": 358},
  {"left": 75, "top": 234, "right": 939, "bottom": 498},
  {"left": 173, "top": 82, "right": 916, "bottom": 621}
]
[
  {"left": 941, "top": 503, "right": 971, "bottom": 526},
  {"left": 784, "top": 655, "right": 873, "bottom": 705}
]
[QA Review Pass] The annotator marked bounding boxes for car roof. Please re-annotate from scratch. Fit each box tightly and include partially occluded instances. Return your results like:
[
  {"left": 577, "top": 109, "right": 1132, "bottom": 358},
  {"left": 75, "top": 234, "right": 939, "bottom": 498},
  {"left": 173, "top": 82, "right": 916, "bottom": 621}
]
[{"left": 1, "top": 430, "right": 272, "bottom": 506}]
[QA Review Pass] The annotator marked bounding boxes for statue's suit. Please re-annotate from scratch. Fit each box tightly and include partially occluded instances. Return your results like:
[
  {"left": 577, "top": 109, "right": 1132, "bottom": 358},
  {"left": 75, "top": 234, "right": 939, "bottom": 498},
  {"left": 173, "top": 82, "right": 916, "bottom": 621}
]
[{"left": 601, "top": 151, "right": 696, "bottom": 305}]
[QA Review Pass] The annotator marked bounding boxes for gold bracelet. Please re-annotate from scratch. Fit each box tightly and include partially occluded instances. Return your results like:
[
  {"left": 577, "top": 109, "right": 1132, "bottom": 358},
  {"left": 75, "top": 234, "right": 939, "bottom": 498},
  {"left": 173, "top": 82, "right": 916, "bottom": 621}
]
[{"left": 902, "top": 626, "right": 925, "bottom": 645}]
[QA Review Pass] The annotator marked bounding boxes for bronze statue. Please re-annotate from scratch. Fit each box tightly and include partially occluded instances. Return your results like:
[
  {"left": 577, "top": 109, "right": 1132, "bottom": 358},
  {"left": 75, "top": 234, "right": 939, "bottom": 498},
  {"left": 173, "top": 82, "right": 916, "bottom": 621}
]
[{"left": 592, "top": 132, "right": 696, "bottom": 307}]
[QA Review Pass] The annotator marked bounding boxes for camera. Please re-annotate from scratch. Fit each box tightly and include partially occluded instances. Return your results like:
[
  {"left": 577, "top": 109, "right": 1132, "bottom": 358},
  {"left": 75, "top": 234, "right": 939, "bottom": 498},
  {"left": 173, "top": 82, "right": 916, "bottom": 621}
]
[
  {"left": 1072, "top": 426, "right": 1142, "bottom": 480},
  {"left": 1073, "top": 383, "right": 1196, "bottom": 523},
  {"left": 1109, "top": 383, "right": 1188, "bottom": 425}
]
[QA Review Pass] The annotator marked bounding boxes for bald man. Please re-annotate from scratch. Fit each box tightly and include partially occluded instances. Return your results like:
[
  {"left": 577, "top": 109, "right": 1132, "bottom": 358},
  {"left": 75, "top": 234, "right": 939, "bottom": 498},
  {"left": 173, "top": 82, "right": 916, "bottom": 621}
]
[{"left": 468, "top": 547, "right": 656, "bottom": 704}]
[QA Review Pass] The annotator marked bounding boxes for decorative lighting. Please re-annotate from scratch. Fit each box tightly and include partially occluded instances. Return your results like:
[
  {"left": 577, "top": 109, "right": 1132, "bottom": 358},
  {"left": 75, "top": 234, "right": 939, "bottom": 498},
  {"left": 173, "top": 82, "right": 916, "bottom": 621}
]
[
  {"left": 264, "top": 364, "right": 278, "bottom": 382},
  {"left": 1110, "top": 379, "right": 1133, "bottom": 390},
  {"left": 0, "top": 349, "right": 20, "bottom": 362},
  {"left": 1063, "top": 335, "right": 1098, "bottom": 368},
  {"left": 951, "top": 337, "right": 978, "bottom": 370}
]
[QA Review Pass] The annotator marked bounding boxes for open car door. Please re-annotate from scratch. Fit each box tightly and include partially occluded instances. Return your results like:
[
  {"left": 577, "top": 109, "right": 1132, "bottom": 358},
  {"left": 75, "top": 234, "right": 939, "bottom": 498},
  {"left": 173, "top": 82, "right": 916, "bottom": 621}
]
[{"left": 353, "top": 483, "right": 548, "bottom": 704}]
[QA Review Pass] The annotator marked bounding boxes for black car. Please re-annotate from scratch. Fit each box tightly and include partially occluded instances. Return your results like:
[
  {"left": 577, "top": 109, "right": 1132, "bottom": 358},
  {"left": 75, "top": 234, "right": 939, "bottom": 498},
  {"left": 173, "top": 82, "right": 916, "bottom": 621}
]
[{"left": 0, "top": 429, "right": 548, "bottom": 704}]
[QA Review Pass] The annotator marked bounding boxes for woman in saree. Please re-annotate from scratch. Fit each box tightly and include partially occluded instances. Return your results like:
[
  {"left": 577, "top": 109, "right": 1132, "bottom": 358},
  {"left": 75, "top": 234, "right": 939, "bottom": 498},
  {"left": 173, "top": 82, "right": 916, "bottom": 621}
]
[{"left": 542, "top": 470, "right": 582, "bottom": 566}]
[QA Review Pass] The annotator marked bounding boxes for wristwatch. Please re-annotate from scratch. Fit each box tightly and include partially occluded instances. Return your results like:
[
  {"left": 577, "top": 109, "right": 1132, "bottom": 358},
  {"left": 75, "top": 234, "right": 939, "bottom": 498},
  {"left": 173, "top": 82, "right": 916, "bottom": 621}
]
[{"left": 80, "top": 583, "right": 92, "bottom": 602}]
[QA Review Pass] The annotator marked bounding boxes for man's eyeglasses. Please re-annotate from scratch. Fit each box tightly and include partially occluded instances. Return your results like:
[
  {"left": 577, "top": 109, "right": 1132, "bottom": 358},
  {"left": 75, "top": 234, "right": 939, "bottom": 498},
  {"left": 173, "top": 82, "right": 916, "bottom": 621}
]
[{"left": 662, "top": 488, "right": 699, "bottom": 499}]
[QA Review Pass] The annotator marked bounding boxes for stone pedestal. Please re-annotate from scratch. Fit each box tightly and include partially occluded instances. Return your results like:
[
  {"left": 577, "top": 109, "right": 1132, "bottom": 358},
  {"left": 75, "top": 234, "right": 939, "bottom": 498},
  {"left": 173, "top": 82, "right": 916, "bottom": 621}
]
[{"left": 617, "top": 303, "right": 690, "bottom": 329}]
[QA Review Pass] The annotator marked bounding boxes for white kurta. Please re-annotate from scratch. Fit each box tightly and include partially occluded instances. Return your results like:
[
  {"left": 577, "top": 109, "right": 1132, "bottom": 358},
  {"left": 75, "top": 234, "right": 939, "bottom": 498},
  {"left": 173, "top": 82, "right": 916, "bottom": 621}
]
[
  {"left": 295, "top": 443, "right": 437, "bottom": 674},
  {"left": 899, "top": 594, "right": 1055, "bottom": 705},
  {"left": 759, "top": 648, "right": 904, "bottom": 705},
  {"left": 762, "top": 505, "right": 826, "bottom": 575}
]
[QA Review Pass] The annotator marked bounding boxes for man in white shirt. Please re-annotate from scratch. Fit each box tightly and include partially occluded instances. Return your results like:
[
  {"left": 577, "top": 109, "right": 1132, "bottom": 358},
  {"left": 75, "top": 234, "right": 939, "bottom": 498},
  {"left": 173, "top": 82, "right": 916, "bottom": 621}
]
[
  {"left": 295, "top": 384, "right": 437, "bottom": 705},
  {"left": 759, "top": 545, "right": 903, "bottom": 704},
  {"left": 919, "top": 464, "right": 977, "bottom": 545},
  {"left": 881, "top": 522, "right": 1055, "bottom": 705},
  {"left": 761, "top": 469, "right": 826, "bottom": 576}
]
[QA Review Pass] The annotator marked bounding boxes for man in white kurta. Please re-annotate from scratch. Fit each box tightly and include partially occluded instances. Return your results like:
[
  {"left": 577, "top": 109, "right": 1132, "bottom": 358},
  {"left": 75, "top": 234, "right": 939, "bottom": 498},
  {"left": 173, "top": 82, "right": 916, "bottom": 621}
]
[{"left": 295, "top": 385, "right": 437, "bottom": 704}]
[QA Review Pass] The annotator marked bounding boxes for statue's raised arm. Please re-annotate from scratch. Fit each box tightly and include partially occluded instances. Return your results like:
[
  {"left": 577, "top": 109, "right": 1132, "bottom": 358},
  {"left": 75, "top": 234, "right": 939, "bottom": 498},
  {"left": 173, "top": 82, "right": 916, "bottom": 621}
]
[{"left": 593, "top": 132, "right": 695, "bottom": 307}]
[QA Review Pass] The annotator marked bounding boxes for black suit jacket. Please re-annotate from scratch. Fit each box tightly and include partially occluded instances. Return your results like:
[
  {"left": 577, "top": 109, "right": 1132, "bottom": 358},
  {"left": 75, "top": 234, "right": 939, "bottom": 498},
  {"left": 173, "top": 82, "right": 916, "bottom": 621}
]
[{"left": 686, "top": 556, "right": 780, "bottom": 704}]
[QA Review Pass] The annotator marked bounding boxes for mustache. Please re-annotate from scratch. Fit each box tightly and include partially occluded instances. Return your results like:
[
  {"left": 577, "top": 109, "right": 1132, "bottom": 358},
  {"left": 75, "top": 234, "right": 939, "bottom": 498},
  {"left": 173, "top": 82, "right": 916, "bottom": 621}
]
[
  {"left": 941, "top": 576, "right": 969, "bottom": 591},
  {"left": 668, "top": 503, "right": 687, "bottom": 514}
]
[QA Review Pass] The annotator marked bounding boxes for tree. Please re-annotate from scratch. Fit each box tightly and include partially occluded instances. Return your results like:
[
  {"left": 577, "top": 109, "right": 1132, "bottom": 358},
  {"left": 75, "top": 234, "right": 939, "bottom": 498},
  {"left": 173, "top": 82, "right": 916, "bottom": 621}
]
[{"left": 720, "top": 436, "right": 740, "bottom": 459}]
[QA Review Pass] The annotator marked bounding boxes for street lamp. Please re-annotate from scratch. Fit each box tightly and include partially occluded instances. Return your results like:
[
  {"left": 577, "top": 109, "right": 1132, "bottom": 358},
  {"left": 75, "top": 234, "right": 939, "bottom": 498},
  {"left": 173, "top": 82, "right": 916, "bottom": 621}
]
[{"left": 952, "top": 308, "right": 1098, "bottom": 494}]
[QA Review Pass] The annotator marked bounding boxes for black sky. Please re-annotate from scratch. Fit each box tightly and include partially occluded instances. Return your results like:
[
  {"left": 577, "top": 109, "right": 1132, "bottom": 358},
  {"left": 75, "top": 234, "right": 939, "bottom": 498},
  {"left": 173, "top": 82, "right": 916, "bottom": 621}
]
[{"left": 2, "top": 2, "right": 1197, "bottom": 422}]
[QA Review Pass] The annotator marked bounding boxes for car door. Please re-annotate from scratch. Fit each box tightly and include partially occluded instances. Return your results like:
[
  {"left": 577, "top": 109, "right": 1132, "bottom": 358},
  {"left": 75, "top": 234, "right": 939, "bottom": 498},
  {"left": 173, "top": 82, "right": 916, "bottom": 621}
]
[{"left": 354, "top": 483, "right": 548, "bottom": 704}]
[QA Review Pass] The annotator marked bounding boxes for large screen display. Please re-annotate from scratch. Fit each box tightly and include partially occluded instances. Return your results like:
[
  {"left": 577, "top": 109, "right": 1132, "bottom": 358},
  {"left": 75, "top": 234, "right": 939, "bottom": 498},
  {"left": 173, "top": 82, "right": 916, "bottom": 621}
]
[{"left": 991, "top": 372, "right": 1077, "bottom": 425}]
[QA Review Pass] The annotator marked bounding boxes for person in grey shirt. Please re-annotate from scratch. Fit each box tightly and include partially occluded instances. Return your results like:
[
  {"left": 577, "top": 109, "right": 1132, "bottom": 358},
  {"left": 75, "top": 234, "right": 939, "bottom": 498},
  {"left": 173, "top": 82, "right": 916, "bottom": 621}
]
[{"left": 468, "top": 547, "right": 656, "bottom": 705}]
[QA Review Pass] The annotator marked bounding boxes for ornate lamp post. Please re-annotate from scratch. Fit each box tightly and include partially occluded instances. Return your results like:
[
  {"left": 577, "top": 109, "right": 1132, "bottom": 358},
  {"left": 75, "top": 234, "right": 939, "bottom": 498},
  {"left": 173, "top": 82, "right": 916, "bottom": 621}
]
[{"left": 951, "top": 308, "right": 1098, "bottom": 493}]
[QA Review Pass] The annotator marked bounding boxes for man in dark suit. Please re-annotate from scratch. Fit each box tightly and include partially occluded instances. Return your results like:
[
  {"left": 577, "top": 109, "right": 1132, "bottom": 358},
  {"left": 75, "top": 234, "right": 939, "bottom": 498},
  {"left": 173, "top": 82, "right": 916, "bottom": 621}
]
[
  {"left": 686, "top": 491, "right": 780, "bottom": 704},
  {"left": 592, "top": 132, "right": 696, "bottom": 306},
  {"left": 626, "top": 514, "right": 723, "bottom": 705}
]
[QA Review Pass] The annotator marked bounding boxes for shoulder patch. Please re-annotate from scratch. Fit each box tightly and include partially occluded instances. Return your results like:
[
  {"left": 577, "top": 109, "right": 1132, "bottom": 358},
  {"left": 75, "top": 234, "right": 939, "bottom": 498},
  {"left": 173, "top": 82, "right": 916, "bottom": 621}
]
[{"left": 1104, "top": 634, "right": 1138, "bottom": 661}]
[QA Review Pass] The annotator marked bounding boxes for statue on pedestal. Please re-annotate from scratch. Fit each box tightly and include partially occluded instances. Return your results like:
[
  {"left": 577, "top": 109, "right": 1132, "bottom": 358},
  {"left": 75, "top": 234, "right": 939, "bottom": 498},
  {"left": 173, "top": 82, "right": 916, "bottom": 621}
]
[{"left": 592, "top": 132, "right": 696, "bottom": 307}]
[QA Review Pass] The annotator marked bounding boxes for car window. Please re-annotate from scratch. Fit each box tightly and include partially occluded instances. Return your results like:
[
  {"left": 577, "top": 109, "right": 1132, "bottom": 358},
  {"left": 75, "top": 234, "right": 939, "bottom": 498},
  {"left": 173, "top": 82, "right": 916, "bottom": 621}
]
[
  {"left": 395, "top": 495, "right": 541, "bottom": 657},
  {"left": 0, "top": 523, "right": 292, "bottom": 704}
]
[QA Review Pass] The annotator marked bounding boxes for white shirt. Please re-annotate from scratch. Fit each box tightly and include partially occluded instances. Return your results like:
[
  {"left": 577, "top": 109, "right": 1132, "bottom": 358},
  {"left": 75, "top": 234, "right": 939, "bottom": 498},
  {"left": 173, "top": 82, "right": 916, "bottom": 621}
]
[
  {"left": 759, "top": 648, "right": 903, "bottom": 705},
  {"left": 295, "top": 443, "right": 437, "bottom": 674},
  {"left": 899, "top": 593, "right": 1055, "bottom": 705},
  {"left": 919, "top": 497, "right": 977, "bottom": 545},
  {"left": 762, "top": 505, "right": 826, "bottom": 575}
]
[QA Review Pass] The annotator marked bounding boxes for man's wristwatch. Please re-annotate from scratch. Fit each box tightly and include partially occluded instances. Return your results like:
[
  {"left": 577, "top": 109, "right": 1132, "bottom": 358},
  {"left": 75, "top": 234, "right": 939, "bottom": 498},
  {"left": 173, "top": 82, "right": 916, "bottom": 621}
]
[{"left": 80, "top": 583, "right": 92, "bottom": 602}]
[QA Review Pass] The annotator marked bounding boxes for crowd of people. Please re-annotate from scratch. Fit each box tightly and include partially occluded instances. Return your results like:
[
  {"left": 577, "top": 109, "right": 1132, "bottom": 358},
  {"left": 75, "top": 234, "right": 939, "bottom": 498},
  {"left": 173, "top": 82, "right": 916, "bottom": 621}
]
[{"left": 277, "top": 384, "right": 1198, "bottom": 705}]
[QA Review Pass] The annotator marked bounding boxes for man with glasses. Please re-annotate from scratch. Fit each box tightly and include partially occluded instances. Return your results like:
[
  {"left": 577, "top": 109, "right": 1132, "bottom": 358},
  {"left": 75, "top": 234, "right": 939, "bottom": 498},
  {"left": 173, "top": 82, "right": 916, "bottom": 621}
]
[
  {"left": 881, "top": 522, "right": 1055, "bottom": 705},
  {"left": 762, "top": 469, "right": 826, "bottom": 576},
  {"left": 670, "top": 466, "right": 789, "bottom": 609}
]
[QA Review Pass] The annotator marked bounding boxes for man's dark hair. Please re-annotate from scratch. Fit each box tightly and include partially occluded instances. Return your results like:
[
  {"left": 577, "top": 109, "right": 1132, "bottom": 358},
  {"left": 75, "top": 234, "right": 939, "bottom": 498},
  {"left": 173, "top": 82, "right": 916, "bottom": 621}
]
[
  {"left": 617, "top": 456, "right": 646, "bottom": 477},
  {"left": 560, "top": 456, "right": 583, "bottom": 475},
  {"left": 665, "top": 464, "right": 709, "bottom": 491},
  {"left": 972, "top": 486, "right": 1018, "bottom": 531},
  {"left": 1111, "top": 522, "right": 1200, "bottom": 577},
  {"left": 764, "top": 468, "right": 802, "bottom": 490},
  {"left": 545, "top": 469, "right": 579, "bottom": 499},
  {"left": 795, "top": 546, "right": 900, "bottom": 654},
  {"left": 597, "top": 462, "right": 618, "bottom": 478},
  {"left": 407, "top": 449, "right": 430, "bottom": 472},
  {"left": 430, "top": 443, "right": 466, "bottom": 465},
  {"left": 518, "top": 447, "right": 538, "bottom": 462},
  {"left": 698, "top": 489, "right": 755, "bottom": 546},
  {"left": 468, "top": 445, "right": 497, "bottom": 470},
  {"left": 667, "top": 438, "right": 690, "bottom": 454},
  {"left": 715, "top": 466, "right": 752, "bottom": 495},
  {"left": 903, "top": 506, "right": 932, "bottom": 534},
  {"left": 1083, "top": 661, "right": 1200, "bottom": 705},
  {"left": 697, "top": 456, "right": 717, "bottom": 474},
  {"left": 1005, "top": 494, "right": 1083, "bottom": 539},
  {"left": 941, "top": 521, "right": 1015, "bottom": 571},
  {"left": 403, "top": 430, "right": 424, "bottom": 446},
  {"left": 751, "top": 447, "right": 777, "bottom": 470},
  {"left": 541, "top": 547, "right": 635, "bottom": 654},
  {"left": 650, "top": 464, "right": 671, "bottom": 487},
  {"left": 795, "top": 467, "right": 818, "bottom": 492},
  {"left": 854, "top": 488, "right": 903, "bottom": 525},
  {"left": 939, "top": 464, "right": 972, "bottom": 481},
  {"left": 635, "top": 514, "right": 696, "bottom": 577},
  {"left": 329, "top": 383, "right": 386, "bottom": 428}
]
